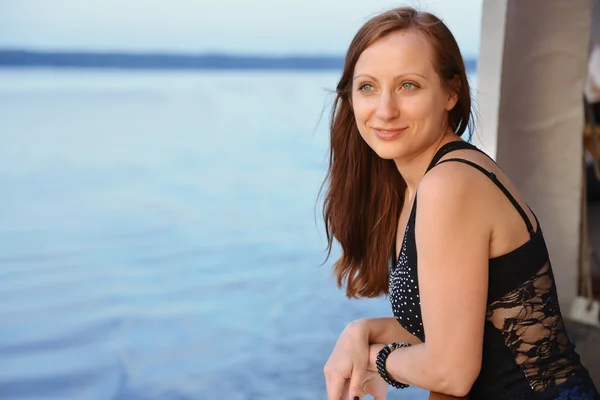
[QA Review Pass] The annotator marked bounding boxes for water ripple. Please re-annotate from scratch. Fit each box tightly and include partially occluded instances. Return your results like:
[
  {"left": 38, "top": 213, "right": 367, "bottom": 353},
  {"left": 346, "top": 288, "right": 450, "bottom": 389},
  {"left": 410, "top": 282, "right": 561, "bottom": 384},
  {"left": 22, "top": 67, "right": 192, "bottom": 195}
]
[{"left": 0, "top": 70, "right": 430, "bottom": 400}]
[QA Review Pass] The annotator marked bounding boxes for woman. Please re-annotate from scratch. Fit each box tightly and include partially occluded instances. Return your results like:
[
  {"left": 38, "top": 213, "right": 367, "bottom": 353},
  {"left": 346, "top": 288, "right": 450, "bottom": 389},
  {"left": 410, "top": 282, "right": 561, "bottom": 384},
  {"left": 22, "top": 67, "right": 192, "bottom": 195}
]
[{"left": 321, "top": 7, "right": 599, "bottom": 400}]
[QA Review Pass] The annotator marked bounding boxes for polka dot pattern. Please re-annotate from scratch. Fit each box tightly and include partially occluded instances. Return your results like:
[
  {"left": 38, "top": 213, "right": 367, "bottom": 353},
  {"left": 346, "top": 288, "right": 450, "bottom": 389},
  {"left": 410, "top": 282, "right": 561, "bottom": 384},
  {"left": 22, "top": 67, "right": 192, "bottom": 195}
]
[{"left": 389, "top": 205, "right": 425, "bottom": 342}]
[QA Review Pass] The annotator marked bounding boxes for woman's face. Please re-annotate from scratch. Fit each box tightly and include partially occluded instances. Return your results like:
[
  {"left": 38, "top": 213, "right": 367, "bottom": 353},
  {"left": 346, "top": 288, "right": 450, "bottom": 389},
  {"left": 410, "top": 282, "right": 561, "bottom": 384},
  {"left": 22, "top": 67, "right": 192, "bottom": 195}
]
[{"left": 351, "top": 29, "right": 457, "bottom": 161}]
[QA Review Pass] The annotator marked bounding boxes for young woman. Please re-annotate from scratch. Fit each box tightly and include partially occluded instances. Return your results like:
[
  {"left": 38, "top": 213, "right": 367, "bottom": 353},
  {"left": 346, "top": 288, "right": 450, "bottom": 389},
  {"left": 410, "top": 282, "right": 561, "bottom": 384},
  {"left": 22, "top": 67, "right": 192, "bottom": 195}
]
[{"left": 321, "top": 7, "right": 599, "bottom": 400}]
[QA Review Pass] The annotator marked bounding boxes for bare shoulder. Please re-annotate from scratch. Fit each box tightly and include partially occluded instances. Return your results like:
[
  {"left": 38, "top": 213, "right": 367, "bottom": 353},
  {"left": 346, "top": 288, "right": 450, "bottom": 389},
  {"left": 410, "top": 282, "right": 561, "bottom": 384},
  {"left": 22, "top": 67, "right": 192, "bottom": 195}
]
[
  {"left": 416, "top": 148, "right": 538, "bottom": 258},
  {"left": 417, "top": 156, "right": 495, "bottom": 207},
  {"left": 415, "top": 156, "right": 500, "bottom": 238},
  {"left": 418, "top": 147, "right": 524, "bottom": 209}
]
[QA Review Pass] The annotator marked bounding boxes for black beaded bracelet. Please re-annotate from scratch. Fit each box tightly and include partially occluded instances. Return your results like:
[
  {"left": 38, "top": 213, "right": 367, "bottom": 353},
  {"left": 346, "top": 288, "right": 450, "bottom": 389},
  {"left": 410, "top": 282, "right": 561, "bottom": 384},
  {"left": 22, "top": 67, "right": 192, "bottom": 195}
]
[{"left": 375, "top": 342, "right": 412, "bottom": 389}]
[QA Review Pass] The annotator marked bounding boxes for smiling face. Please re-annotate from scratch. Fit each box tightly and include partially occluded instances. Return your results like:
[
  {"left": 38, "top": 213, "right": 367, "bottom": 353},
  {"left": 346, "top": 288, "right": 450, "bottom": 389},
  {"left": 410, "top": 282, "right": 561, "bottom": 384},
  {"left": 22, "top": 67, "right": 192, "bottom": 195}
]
[{"left": 351, "top": 29, "right": 458, "bottom": 161}]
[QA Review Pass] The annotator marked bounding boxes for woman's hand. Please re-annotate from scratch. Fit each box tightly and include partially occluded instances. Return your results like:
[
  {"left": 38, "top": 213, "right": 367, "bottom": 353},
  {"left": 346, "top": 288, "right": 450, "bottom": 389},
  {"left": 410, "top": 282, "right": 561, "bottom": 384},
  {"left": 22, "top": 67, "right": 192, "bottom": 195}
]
[
  {"left": 324, "top": 320, "right": 372, "bottom": 400},
  {"left": 362, "top": 371, "right": 389, "bottom": 400}
]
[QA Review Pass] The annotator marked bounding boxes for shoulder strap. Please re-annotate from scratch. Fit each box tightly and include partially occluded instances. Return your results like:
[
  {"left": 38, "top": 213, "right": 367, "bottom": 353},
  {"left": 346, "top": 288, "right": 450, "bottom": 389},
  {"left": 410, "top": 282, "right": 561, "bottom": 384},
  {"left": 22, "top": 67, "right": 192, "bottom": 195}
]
[
  {"left": 426, "top": 141, "right": 483, "bottom": 172},
  {"left": 435, "top": 158, "right": 536, "bottom": 238}
]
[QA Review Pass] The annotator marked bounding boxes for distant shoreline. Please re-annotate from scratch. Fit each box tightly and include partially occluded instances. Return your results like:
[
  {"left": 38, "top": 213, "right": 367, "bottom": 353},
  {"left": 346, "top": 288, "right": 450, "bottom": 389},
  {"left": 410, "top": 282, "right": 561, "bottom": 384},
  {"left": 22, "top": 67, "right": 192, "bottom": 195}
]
[{"left": 0, "top": 50, "right": 477, "bottom": 72}]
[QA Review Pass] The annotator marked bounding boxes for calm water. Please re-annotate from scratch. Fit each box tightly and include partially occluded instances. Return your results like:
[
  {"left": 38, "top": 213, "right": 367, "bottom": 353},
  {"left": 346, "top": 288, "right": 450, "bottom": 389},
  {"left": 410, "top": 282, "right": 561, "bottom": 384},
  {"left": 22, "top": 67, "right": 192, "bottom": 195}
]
[{"left": 0, "top": 69, "right": 474, "bottom": 400}]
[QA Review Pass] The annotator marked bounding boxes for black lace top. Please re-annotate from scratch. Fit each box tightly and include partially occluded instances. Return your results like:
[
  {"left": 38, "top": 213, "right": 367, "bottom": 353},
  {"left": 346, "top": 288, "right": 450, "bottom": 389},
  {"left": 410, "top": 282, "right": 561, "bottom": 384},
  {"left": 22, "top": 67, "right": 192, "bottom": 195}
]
[{"left": 389, "top": 141, "right": 599, "bottom": 399}]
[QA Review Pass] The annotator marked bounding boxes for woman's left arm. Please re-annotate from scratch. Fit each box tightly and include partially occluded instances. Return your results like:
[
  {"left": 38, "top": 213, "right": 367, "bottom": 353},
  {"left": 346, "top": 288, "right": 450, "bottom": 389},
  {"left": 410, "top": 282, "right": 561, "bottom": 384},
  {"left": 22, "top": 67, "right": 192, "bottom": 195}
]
[{"left": 366, "top": 164, "right": 491, "bottom": 397}]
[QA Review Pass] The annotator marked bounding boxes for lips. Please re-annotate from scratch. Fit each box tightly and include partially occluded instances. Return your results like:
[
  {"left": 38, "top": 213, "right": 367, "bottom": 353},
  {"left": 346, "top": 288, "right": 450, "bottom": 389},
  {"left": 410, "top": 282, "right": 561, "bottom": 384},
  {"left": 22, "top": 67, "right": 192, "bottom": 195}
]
[{"left": 373, "top": 127, "right": 407, "bottom": 140}]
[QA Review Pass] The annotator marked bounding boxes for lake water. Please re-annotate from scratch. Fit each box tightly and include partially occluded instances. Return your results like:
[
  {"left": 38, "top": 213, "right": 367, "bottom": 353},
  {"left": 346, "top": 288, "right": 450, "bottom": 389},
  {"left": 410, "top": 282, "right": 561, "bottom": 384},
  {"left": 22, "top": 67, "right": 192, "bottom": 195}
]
[{"left": 0, "top": 69, "right": 475, "bottom": 400}]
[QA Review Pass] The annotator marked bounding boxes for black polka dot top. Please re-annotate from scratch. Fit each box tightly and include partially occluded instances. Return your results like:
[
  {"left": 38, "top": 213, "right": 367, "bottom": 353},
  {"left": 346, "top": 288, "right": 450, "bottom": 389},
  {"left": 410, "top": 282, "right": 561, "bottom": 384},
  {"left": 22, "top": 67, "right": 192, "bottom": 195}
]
[{"left": 386, "top": 141, "right": 600, "bottom": 399}]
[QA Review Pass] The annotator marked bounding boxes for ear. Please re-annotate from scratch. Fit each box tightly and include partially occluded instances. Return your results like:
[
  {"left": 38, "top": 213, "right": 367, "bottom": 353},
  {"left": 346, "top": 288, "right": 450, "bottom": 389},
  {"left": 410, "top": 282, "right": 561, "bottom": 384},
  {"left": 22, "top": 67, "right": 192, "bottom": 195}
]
[
  {"left": 445, "top": 92, "right": 458, "bottom": 111},
  {"left": 445, "top": 75, "right": 460, "bottom": 111}
]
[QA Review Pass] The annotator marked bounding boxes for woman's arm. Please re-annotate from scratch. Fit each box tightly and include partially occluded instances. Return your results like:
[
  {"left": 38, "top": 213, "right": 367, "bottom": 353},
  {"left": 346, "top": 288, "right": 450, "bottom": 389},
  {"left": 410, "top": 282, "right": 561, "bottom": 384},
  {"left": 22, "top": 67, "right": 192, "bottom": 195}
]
[
  {"left": 362, "top": 163, "right": 490, "bottom": 397},
  {"left": 352, "top": 317, "right": 422, "bottom": 346},
  {"left": 366, "top": 343, "right": 470, "bottom": 397}
]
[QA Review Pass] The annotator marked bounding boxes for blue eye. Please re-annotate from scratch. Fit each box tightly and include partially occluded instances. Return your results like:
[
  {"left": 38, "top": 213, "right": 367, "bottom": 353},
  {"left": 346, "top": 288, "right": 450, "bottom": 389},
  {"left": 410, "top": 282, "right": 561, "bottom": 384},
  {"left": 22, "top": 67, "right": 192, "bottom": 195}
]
[{"left": 401, "top": 82, "right": 417, "bottom": 90}]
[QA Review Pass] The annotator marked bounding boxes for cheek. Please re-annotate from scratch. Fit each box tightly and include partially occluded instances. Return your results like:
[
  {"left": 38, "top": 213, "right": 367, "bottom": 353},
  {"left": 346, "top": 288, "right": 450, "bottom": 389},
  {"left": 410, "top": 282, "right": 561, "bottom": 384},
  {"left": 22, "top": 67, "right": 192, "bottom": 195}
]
[
  {"left": 351, "top": 100, "right": 377, "bottom": 145},
  {"left": 351, "top": 99, "right": 372, "bottom": 129},
  {"left": 398, "top": 97, "right": 429, "bottom": 123},
  {"left": 404, "top": 94, "right": 446, "bottom": 122}
]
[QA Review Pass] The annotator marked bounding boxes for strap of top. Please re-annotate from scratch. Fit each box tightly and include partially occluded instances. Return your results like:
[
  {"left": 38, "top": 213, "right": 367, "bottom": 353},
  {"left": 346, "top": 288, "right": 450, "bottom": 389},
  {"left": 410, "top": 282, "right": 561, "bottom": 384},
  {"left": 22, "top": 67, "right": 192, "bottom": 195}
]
[
  {"left": 426, "top": 141, "right": 536, "bottom": 238},
  {"left": 426, "top": 141, "right": 481, "bottom": 172}
]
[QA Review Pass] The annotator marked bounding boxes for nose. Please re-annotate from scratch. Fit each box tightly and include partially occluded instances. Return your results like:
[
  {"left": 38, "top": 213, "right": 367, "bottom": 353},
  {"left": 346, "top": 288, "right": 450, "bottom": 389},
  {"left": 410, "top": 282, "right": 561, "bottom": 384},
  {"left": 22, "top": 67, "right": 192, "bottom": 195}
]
[{"left": 375, "top": 92, "right": 399, "bottom": 120}]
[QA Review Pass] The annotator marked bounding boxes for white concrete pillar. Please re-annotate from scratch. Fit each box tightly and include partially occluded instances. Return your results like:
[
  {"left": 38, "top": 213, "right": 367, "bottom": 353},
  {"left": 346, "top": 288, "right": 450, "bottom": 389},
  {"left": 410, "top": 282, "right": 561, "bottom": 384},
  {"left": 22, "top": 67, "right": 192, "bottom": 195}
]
[
  {"left": 473, "top": 0, "right": 508, "bottom": 158},
  {"left": 476, "top": 0, "right": 593, "bottom": 309}
]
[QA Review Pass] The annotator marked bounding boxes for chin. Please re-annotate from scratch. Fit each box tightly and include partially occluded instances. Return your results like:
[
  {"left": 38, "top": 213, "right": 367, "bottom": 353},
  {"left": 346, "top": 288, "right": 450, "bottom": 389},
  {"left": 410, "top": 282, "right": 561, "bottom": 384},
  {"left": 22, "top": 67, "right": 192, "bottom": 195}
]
[{"left": 370, "top": 142, "right": 406, "bottom": 161}]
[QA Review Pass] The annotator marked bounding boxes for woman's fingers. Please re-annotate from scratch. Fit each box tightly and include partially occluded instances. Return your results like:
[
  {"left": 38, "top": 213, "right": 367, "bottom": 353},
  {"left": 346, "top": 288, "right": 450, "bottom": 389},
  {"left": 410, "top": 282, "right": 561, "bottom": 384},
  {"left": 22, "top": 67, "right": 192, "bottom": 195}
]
[
  {"left": 324, "top": 368, "right": 347, "bottom": 400},
  {"left": 341, "top": 379, "right": 351, "bottom": 400},
  {"left": 348, "top": 367, "right": 367, "bottom": 399},
  {"left": 362, "top": 373, "right": 388, "bottom": 400}
]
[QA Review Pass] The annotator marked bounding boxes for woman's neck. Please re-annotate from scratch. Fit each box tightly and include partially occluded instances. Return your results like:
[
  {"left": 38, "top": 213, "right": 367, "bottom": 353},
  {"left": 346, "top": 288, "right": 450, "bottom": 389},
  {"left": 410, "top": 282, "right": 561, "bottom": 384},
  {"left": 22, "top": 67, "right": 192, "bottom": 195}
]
[{"left": 394, "top": 130, "right": 460, "bottom": 196}]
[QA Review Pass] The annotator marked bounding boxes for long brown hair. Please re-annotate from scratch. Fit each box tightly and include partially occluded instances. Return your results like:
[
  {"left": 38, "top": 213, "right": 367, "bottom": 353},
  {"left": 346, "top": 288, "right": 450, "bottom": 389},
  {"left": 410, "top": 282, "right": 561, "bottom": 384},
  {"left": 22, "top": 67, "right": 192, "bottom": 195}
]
[{"left": 321, "top": 7, "right": 473, "bottom": 298}]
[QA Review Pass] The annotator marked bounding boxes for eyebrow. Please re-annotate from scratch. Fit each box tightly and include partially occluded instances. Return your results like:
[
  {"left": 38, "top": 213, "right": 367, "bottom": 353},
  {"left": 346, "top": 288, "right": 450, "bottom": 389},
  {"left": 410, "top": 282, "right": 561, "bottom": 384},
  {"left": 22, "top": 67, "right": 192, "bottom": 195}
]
[{"left": 352, "top": 73, "right": 427, "bottom": 81}]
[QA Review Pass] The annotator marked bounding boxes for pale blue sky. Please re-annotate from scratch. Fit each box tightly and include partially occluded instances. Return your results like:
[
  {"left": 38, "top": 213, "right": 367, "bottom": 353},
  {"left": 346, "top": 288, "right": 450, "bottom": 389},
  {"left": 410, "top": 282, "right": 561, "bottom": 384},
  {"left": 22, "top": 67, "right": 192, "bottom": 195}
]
[{"left": 1, "top": 0, "right": 483, "bottom": 56}]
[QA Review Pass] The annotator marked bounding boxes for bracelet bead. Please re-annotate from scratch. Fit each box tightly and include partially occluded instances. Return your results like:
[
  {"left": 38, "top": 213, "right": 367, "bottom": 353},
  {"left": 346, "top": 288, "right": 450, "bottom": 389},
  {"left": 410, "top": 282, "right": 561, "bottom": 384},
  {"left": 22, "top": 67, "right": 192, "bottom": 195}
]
[{"left": 375, "top": 342, "right": 411, "bottom": 389}]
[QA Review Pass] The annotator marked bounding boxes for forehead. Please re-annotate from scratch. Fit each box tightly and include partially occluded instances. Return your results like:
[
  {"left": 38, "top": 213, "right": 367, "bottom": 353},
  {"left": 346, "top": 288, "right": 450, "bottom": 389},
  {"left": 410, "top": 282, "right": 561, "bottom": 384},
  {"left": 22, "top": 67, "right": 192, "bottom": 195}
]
[{"left": 354, "top": 29, "right": 436, "bottom": 77}]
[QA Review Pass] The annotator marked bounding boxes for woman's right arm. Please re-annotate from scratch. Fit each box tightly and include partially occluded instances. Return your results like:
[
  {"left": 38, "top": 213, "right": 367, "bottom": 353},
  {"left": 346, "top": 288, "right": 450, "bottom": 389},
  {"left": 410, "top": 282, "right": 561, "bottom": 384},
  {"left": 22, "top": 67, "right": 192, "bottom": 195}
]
[{"left": 353, "top": 317, "right": 422, "bottom": 345}]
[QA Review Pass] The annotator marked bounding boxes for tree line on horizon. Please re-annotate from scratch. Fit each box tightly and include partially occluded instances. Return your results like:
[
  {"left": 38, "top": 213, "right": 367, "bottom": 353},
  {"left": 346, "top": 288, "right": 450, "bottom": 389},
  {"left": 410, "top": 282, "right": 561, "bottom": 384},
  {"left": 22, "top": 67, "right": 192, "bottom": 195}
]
[{"left": 0, "top": 49, "right": 478, "bottom": 71}]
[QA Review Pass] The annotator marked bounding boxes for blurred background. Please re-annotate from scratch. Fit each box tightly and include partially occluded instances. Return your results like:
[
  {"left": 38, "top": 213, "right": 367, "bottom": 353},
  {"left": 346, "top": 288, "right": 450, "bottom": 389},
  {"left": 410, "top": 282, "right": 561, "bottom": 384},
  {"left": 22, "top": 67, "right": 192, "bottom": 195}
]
[{"left": 0, "top": 1, "right": 484, "bottom": 399}]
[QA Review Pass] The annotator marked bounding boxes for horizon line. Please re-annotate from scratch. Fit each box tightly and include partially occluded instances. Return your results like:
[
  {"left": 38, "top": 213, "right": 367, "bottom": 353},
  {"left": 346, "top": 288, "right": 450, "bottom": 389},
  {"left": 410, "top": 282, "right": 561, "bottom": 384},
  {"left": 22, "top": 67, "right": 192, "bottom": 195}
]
[
  {"left": 0, "top": 48, "right": 480, "bottom": 57},
  {"left": 0, "top": 49, "right": 478, "bottom": 71}
]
